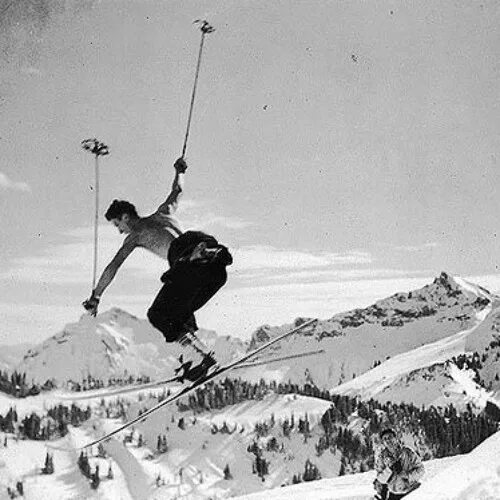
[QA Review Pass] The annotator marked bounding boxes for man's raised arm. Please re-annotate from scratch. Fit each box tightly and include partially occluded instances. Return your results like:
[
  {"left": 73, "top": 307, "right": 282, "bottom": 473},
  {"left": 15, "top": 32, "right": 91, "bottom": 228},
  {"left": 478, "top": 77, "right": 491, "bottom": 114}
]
[{"left": 156, "top": 158, "right": 187, "bottom": 215}]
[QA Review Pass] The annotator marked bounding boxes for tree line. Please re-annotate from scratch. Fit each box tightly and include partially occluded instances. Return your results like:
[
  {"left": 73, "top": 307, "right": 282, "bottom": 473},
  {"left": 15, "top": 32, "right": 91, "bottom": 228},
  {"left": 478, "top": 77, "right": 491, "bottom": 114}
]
[{"left": 0, "top": 370, "right": 55, "bottom": 398}]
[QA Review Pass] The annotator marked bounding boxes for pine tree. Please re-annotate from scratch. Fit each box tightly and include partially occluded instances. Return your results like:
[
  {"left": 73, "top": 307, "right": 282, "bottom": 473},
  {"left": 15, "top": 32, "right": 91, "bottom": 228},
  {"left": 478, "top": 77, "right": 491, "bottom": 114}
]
[
  {"left": 42, "top": 452, "right": 54, "bottom": 474},
  {"left": 43, "top": 452, "right": 50, "bottom": 474},
  {"left": 155, "top": 472, "right": 163, "bottom": 488},
  {"left": 303, "top": 459, "right": 321, "bottom": 482},
  {"left": 16, "top": 481, "right": 23, "bottom": 496},
  {"left": 338, "top": 454, "right": 346, "bottom": 476},
  {"left": 161, "top": 435, "right": 167, "bottom": 452},
  {"left": 97, "top": 443, "right": 106, "bottom": 458},
  {"left": 223, "top": 464, "right": 233, "bottom": 480},
  {"left": 91, "top": 465, "right": 100, "bottom": 489},
  {"left": 107, "top": 464, "right": 114, "bottom": 480}
]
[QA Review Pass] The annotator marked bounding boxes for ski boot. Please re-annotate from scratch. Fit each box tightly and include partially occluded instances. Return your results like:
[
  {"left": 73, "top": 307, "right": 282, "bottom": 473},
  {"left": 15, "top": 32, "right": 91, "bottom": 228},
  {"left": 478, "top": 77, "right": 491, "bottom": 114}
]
[
  {"left": 174, "top": 354, "right": 193, "bottom": 381},
  {"left": 175, "top": 352, "right": 217, "bottom": 383}
]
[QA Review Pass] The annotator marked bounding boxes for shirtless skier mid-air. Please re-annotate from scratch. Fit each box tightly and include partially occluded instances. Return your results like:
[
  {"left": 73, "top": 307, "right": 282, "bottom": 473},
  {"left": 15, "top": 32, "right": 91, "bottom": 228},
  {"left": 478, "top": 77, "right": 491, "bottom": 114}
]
[{"left": 83, "top": 157, "right": 232, "bottom": 382}]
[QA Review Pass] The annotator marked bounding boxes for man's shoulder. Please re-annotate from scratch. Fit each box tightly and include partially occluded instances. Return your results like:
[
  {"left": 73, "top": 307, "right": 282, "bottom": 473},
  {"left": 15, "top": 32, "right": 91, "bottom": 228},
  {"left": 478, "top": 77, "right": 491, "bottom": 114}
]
[
  {"left": 134, "top": 214, "right": 160, "bottom": 227},
  {"left": 145, "top": 209, "right": 169, "bottom": 220},
  {"left": 122, "top": 232, "right": 139, "bottom": 247},
  {"left": 123, "top": 221, "right": 152, "bottom": 244},
  {"left": 127, "top": 215, "right": 164, "bottom": 236}
]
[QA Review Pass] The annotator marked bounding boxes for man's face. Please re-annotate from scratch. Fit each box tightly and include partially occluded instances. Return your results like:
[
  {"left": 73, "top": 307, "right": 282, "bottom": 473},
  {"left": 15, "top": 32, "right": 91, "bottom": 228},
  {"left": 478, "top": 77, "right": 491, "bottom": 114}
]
[
  {"left": 112, "top": 214, "right": 132, "bottom": 235},
  {"left": 381, "top": 433, "right": 399, "bottom": 453}
]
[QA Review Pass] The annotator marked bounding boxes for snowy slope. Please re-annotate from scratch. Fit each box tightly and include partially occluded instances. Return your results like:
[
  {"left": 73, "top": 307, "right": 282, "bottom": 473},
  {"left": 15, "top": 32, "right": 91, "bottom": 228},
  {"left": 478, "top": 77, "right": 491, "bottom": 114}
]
[
  {"left": 331, "top": 303, "right": 492, "bottom": 406},
  {"left": 2, "top": 354, "right": 499, "bottom": 499},
  {"left": 0, "top": 380, "right": 367, "bottom": 498},
  {"left": 0, "top": 390, "right": 345, "bottom": 499},
  {"left": 232, "top": 431, "right": 500, "bottom": 500},
  {"left": 4, "top": 414, "right": 496, "bottom": 500},
  {"left": 242, "top": 273, "right": 496, "bottom": 395},
  {"left": 3, "top": 272, "right": 500, "bottom": 499},
  {"left": 407, "top": 430, "right": 500, "bottom": 499}
]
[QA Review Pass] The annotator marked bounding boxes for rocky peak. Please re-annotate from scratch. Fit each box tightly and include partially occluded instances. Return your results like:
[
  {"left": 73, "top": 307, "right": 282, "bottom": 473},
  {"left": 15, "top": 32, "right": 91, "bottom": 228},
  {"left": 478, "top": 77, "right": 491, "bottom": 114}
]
[{"left": 249, "top": 273, "right": 494, "bottom": 346}]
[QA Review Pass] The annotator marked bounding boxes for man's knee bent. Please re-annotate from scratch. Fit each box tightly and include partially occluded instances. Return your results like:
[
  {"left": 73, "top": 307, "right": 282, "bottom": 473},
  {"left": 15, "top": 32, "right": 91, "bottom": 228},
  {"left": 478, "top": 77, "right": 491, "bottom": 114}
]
[{"left": 147, "top": 308, "right": 183, "bottom": 343}]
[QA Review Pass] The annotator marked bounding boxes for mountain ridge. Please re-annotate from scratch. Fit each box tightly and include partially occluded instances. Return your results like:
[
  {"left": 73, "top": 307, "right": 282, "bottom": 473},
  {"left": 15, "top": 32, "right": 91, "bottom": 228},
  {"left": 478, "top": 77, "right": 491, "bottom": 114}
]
[{"left": 9, "top": 272, "right": 500, "bottom": 408}]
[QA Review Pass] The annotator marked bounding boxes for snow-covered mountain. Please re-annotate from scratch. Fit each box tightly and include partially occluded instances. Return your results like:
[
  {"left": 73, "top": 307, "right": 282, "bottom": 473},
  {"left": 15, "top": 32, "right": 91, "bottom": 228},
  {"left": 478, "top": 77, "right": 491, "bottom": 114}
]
[
  {"left": 12, "top": 272, "right": 500, "bottom": 409},
  {"left": 328, "top": 275, "right": 500, "bottom": 407},
  {"left": 3, "top": 272, "right": 500, "bottom": 499},
  {"left": 244, "top": 272, "right": 497, "bottom": 401},
  {"left": 16, "top": 308, "right": 246, "bottom": 384}
]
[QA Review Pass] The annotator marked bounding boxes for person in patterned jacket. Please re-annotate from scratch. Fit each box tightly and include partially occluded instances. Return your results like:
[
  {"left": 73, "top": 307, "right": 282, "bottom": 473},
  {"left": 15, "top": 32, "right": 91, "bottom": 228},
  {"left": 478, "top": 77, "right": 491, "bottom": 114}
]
[{"left": 373, "top": 428, "right": 424, "bottom": 500}]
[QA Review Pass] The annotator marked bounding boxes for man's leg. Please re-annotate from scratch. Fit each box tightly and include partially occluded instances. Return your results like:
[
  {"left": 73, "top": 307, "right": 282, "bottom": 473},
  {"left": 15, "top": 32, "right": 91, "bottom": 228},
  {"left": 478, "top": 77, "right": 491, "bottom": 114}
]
[
  {"left": 147, "top": 272, "right": 212, "bottom": 381},
  {"left": 175, "top": 264, "right": 227, "bottom": 361},
  {"left": 148, "top": 264, "right": 227, "bottom": 342},
  {"left": 189, "top": 264, "right": 227, "bottom": 313},
  {"left": 147, "top": 266, "right": 201, "bottom": 343},
  {"left": 374, "top": 482, "right": 388, "bottom": 500},
  {"left": 387, "top": 493, "right": 406, "bottom": 500},
  {"left": 148, "top": 263, "right": 228, "bottom": 381}
]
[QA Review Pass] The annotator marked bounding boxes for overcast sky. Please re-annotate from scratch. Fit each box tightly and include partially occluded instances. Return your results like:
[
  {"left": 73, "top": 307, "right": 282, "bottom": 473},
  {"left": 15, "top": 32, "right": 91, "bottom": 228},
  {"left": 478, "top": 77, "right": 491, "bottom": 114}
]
[{"left": 1, "top": 0, "right": 499, "bottom": 344}]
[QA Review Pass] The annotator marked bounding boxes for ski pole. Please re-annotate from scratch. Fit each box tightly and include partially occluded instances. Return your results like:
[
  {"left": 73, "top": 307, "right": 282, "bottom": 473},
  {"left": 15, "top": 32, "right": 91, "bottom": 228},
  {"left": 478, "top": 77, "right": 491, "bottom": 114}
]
[
  {"left": 181, "top": 20, "right": 215, "bottom": 158},
  {"left": 81, "top": 138, "right": 109, "bottom": 291}
]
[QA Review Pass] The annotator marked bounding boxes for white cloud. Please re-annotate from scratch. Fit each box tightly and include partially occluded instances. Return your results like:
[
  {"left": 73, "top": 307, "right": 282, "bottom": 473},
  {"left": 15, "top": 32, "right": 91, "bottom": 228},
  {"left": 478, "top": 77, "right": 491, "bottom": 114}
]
[
  {"left": 393, "top": 242, "right": 439, "bottom": 252},
  {"left": 20, "top": 66, "right": 42, "bottom": 77},
  {"left": 177, "top": 199, "right": 252, "bottom": 231},
  {"left": 1, "top": 225, "right": 165, "bottom": 285},
  {"left": 0, "top": 302, "right": 82, "bottom": 344},
  {"left": 231, "top": 245, "right": 372, "bottom": 272},
  {"left": 236, "top": 267, "right": 432, "bottom": 285},
  {"left": 1, "top": 227, "right": 374, "bottom": 286},
  {"left": 0, "top": 172, "right": 31, "bottom": 192}
]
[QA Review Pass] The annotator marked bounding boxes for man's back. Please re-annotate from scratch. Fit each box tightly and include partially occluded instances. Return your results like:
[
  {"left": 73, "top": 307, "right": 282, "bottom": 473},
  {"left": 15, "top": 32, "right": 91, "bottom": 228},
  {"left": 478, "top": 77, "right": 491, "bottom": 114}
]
[{"left": 128, "top": 211, "right": 183, "bottom": 260}]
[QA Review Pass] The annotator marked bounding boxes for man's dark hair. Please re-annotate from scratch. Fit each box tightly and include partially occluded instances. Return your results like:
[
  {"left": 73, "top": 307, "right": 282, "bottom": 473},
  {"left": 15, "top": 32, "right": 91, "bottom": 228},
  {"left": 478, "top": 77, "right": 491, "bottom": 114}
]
[
  {"left": 380, "top": 428, "right": 397, "bottom": 439},
  {"left": 105, "top": 200, "right": 139, "bottom": 221}
]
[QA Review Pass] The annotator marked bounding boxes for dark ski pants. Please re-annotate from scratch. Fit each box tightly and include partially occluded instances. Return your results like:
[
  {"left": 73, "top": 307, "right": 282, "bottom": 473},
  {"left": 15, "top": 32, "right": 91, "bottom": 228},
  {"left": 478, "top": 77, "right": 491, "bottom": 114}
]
[
  {"left": 147, "top": 262, "right": 227, "bottom": 343},
  {"left": 387, "top": 493, "right": 407, "bottom": 500},
  {"left": 375, "top": 483, "right": 388, "bottom": 500}
]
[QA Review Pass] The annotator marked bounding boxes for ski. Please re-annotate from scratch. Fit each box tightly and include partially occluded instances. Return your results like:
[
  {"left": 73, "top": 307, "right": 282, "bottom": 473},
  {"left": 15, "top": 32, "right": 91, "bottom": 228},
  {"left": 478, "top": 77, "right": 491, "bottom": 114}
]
[
  {"left": 75, "top": 318, "right": 318, "bottom": 450},
  {"left": 233, "top": 349, "right": 324, "bottom": 369},
  {"left": 59, "top": 349, "right": 324, "bottom": 401},
  {"left": 58, "top": 375, "right": 181, "bottom": 401}
]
